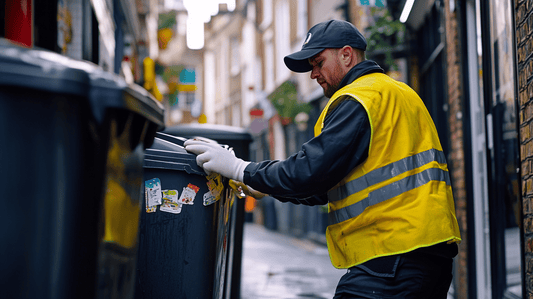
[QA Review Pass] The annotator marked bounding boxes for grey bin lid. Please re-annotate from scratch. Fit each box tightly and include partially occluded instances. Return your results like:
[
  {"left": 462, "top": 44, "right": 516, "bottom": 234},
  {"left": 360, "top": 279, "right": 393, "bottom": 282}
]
[
  {"left": 0, "top": 38, "right": 164, "bottom": 127},
  {"left": 144, "top": 136, "right": 206, "bottom": 176},
  {"left": 0, "top": 39, "right": 90, "bottom": 96},
  {"left": 163, "top": 123, "right": 252, "bottom": 141}
]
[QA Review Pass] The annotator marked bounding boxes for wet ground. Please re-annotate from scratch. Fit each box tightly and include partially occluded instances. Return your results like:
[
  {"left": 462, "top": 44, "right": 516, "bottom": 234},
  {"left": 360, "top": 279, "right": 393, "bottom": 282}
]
[
  {"left": 240, "top": 223, "right": 344, "bottom": 299},
  {"left": 240, "top": 222, "right": 456, "bottom": 299}
]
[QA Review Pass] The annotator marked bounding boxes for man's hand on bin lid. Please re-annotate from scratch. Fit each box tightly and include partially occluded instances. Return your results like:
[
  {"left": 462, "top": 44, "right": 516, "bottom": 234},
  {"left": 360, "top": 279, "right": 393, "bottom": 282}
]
[
  {"left": 190, "top": 136, "right": 218, "bottom": 144},
  {"left": 184, "top": 139, "right": 250, "bottom": 182},
  {"left": 229, "top": 180, "right": 267, "bottom": 199}
]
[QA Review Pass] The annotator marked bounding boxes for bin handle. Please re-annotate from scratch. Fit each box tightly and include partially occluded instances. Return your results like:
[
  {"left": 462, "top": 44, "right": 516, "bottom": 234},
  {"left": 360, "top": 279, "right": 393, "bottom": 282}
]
[
  {"left": 155, "top": 132, "right": 187, "bottom": 147},
  {"left": 154, "top": 133, "right": 234, "bottom": 153}
]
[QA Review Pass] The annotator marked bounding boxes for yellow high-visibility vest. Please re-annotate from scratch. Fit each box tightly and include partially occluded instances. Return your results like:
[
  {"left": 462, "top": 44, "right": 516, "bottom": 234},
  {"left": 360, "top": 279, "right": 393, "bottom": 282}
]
[{"left": 314, "top": 72, "right": 461, "bottom": 269}]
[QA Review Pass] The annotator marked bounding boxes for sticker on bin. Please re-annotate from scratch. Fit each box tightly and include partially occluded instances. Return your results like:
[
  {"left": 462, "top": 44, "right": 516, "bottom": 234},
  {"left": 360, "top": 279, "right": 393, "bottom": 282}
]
[
  {"left": 203, "top": 191, "right": 218, "bottom": 206},
  {"left": 160, "top": 190, "right": 182, "bottom": 214},
  {"left": 145, "top": 178, "right": 162, "bottom": 213},
  {"left": 206, "top": 173, "right": 224, "bottom": 194},
  {"left": 204, "top": 173, "right": 224, "bottom": 206},
  {"left": 179, "top": 183, "right": 199, "bottom": 205}
]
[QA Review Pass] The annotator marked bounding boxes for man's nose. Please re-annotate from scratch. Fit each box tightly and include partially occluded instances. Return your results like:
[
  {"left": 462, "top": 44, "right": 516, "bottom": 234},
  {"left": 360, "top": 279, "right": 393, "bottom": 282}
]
[{"left": 310, "top": 68, "right": 318, "bottom": 79}]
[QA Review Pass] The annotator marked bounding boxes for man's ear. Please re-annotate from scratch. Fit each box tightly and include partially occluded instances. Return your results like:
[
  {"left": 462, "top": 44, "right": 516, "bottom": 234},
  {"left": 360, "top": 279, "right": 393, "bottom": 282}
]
[{"left": 340, "top": 46, "right": 353, "bottom": 66}]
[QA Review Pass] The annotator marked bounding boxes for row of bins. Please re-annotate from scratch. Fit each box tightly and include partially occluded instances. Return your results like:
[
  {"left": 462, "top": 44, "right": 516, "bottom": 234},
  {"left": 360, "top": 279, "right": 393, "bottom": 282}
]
[{"left": 0, "top": 38, "right": 252, "bottom": 299}]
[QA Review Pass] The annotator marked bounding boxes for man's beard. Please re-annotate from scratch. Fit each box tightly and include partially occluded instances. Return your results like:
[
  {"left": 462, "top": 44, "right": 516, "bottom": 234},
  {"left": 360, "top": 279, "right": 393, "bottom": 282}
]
[
  {"left": 323, "top": 82, "right": 340, "bottom": 98},
  {"left": 322, "top": 62, "right": 344, "bottom": 98}
]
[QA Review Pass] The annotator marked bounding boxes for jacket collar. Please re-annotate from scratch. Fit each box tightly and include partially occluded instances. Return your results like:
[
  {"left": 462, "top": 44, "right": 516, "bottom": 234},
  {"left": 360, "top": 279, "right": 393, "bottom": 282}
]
[{"left": 338, "top": 60, "right": 384, "bottom": 91}]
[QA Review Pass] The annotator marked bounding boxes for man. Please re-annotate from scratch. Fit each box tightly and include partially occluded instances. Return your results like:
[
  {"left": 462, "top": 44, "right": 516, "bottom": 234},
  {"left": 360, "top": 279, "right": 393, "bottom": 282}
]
[{"left": 185, "top": 19, "right": 461, "bottom": 298}]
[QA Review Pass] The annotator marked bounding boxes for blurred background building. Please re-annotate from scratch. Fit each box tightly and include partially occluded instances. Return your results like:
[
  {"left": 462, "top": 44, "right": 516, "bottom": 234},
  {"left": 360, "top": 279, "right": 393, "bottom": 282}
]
[{"left": 1, "top": 0, "right": 532, "bottom": 298}]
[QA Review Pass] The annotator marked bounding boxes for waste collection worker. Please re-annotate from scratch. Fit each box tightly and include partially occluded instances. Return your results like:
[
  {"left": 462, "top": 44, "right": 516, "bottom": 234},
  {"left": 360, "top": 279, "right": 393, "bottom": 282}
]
[{"left": 185, "top": 19, "right": 461, "bottom": 298}]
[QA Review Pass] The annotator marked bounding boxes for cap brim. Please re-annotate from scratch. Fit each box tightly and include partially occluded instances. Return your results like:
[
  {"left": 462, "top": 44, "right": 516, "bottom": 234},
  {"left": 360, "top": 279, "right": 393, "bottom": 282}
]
[{"left": 284, "top": 48, "right": 324, "bottom": 73}]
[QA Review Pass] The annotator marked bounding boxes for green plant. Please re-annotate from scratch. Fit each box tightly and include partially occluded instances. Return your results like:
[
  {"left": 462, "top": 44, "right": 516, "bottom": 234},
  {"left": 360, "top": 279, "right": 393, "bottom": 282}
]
[
  {"left": 268, "top": 81, "right": 311, "bottom": 121},
  {"left": 158, "top": 11, "right": 177, "bottom": 30},
  {"left": 365, "top": 8, "right": 405, "bottom": 71}
]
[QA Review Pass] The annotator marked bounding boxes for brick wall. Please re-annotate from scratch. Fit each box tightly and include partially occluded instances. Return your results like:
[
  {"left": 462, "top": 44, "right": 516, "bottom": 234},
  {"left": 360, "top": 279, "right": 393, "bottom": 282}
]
[
  {"left": 443, "top": 1, "right": 469, "bottom": 298},
  {"left": 516, "top": 0, "right": 533, "bottom": 297}
]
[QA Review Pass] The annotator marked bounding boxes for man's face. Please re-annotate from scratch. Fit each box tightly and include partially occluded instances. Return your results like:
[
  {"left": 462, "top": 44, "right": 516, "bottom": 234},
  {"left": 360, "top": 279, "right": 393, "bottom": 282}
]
[{"left": 308, "top": 49, "right": 345, "bottom": 98}]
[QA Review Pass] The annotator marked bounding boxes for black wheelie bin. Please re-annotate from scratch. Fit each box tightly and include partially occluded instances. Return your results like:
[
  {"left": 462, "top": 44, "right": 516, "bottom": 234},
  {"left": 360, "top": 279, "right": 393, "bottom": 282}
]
[
  {"left": 162, "top": 123, "right": 253, "bottom": 299},
  {"left": 0, "top": 39, "right": 164, "bottom": 299},
  {"left": 135, "top": 132, "right": 234, "bottom": 299}
]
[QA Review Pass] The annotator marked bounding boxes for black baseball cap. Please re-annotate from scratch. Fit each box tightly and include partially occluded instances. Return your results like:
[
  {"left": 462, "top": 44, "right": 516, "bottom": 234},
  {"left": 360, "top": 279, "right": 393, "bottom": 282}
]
[{"left": 284, "top": 20, "right": 367, "bottom": 73}]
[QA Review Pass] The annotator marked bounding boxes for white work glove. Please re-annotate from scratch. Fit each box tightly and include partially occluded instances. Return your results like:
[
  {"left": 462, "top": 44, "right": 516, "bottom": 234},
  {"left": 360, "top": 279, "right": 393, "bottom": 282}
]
[{"left": 184, "top": 139, "right": 250, "bottom": 182}]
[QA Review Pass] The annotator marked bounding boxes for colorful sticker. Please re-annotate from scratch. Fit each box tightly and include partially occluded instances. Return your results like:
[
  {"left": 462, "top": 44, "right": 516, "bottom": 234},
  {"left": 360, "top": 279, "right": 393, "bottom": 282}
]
[
  {"left": 206, "top": 173, "right": 223, "bottom": 192},
  {"left": 179, "top": 183, "right": 199, "bottom": 205},
  {"left": 160, "top": 189, "right": 182, "bottom": 214},
  {"left": 203, "top": 190, "right": 218, "bottom": 206},
  {"left": 145, "top": 178, "right": 162, "bottom": 213},
  {"left": 145, "top": 189, "right": 157, "bottom": 213},
  {"left": 205, "top": 173, "right": 224, "bottom": 205}
]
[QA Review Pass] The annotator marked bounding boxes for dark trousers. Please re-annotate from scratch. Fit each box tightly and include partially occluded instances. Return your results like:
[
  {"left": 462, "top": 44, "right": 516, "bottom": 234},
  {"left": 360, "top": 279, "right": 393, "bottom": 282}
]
[{"left": 333, "top": 252, "right": 453, "bottom": 299}]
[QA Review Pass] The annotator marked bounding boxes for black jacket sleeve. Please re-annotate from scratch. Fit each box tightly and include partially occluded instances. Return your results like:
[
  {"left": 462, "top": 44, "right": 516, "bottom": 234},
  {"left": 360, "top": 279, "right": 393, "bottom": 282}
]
[
  {"left": 243, "top": 98, "right": 371, "bottom": 204},
  {"left": 273, "top": 193, "right": 329, "bottom": 206}
]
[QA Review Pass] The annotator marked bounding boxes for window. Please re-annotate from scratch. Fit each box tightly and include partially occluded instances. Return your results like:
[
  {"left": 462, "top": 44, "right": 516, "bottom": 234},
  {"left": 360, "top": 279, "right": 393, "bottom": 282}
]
[
  {"left": 264, "top": 36, "right": 275, "bottom": 92},
  {"left": 275, "top": 0, "right": 290, "bottom": 83},
  {"left": 482, "top": 0, "right": 521, "bottom": 297},
  {"left": 232, "top": 102, "right": 241, "bottom": 127},
  {"left": 261, "top": 0, "right": 272, "bottom": 29},
  {"left": 416, "top": 3, "right": 449, "bottom": 157},
  {"left": 297, "top": 0, "right": 307, "bottom": 39},
  {"left": 230, "top": 36, "right": 240, "bottom": 76}
]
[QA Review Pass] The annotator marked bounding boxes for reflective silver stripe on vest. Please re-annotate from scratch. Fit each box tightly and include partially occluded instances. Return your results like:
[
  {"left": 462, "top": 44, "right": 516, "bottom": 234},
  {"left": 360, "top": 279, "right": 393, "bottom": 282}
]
[
  {"left": 327, "top": 148, "right": 447, "bottom": 202},
  {"left": 328, "top": 167, "right": 451, "bottom": 225}
]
